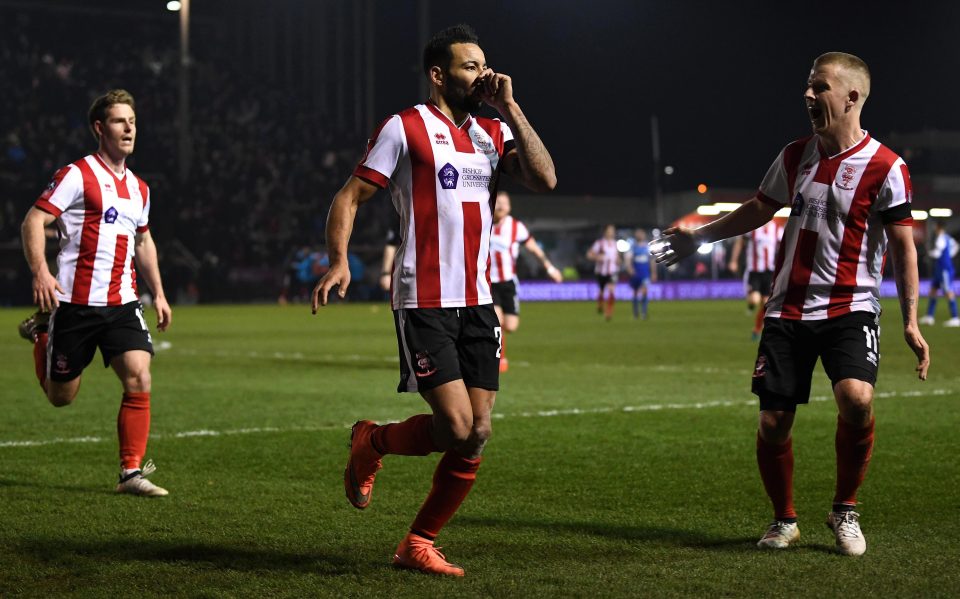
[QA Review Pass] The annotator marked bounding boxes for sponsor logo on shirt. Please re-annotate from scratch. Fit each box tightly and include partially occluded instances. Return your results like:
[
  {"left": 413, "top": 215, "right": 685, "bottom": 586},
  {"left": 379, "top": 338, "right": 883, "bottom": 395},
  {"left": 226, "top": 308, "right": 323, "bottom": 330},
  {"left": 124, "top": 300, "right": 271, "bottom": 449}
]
[
  {"left": 804, "top": 196, "right": 846, "bottom": 223},
  {"left": 438, "top": 163, "right": 459, "bottom": 190},
  {"left": 434, "top": 132, "right": 449, "bottom": 145},
  {"left": 790, "top": 193, "right": 805, "bottom": 217},
  {"left": 104, "top": 206, "right": 119, "bottom": 224},
  {"left": 461, "top": 167, "right": 491, "bottom": 188}
]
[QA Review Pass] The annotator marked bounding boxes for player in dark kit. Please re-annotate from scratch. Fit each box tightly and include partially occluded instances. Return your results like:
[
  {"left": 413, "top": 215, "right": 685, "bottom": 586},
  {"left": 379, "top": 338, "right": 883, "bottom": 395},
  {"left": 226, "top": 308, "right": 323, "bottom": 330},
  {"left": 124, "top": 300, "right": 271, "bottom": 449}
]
[
  {"left": 312, "top": 25, "right": 556, "bottom": 576},
  {"left": 652, "top": 52, "right": 929, "bottom": 556}
]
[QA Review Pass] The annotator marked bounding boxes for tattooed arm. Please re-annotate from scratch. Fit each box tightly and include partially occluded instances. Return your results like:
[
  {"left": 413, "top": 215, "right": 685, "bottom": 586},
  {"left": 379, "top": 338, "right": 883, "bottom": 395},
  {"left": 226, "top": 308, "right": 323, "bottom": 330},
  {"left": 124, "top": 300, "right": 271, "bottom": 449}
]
[
  {"left": 476, "top": 70, "right": 557, "bottom": 192},
  {"left": 886, "top": 222, "right": 930, "bottom": 380}
]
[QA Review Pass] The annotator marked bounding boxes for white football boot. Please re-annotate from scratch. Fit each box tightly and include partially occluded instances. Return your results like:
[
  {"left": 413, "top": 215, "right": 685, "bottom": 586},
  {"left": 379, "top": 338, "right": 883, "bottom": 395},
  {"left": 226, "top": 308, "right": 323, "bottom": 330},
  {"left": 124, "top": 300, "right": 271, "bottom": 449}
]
[
  {"left": 919, "top": 315, "right": 935, "bottom": 326},
  {"left": 116, "top": 459, "right": 169, "bottom": 497},
  {"left": 944, "top": 317, "right": 960, "bottom": 327},
  {"left": 826, "top": 510, "right": 866, "bottom": 556},
  {"left": 757, "top": 520, "right": 800, "bottom": 549}
]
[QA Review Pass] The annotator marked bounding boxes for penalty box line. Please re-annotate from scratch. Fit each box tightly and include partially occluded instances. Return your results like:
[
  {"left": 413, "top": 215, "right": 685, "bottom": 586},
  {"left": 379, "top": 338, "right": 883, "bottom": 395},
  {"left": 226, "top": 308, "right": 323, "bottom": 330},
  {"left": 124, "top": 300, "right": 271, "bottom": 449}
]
[{"left": 0, "top": 387, "right": 953, "bottom": 450}]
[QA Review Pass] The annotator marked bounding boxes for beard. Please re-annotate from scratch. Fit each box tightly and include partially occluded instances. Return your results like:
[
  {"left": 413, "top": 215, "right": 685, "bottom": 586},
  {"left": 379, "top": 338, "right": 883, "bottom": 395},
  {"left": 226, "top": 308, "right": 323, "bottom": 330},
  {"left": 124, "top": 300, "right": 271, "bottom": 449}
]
[{"left": 444, "top": 86, "right": 484, "bottom": 115}]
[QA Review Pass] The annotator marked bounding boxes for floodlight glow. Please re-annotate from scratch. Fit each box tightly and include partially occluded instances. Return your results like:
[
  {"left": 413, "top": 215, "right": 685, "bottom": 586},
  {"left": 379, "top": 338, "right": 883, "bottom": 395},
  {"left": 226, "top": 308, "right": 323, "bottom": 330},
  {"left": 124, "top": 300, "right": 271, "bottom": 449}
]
[
  {"left": 616, "top": 239, "right": 631, "bottom": 253},
  {"left": 697, "top": 205, "right": 721, "bottom": 216},
  {"left": 166, "top": 1, "right": 181, "bottom": 11},
  {"left": 912, "top": 210, "right": 928, "bottom": 221},
  {"left": 929, "top": 208, "right": 953, "bottom": 218},
  {"left": 713, "top": 203, "right": 742, "bottom": 212},
  {"left": 697, "top": 183, "right": 708, "bottom": 194},
  {"left": 774, "top": 207, "right": 791, "bottom": 218},
  {"left": 664, "top": 165, "right": 675, "bottom": 175},
  {"left": 697, "top": 243, "right": 714, "bottom": 255}
]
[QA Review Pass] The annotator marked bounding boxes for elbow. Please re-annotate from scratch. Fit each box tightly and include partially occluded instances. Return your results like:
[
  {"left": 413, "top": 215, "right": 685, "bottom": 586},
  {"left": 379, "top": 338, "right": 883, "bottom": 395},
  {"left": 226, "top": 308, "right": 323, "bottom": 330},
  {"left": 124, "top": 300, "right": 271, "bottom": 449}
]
[{"left": 531, "top": 172, "right": 557, "bottom": 193}]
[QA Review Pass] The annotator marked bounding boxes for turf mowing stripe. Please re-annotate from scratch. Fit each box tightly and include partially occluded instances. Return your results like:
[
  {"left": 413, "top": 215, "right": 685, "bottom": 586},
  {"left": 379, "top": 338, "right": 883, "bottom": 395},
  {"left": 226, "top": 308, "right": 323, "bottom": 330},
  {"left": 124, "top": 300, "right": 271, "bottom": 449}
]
[{"left": 1, "top": 388, "right": 953, "bottom": 449}]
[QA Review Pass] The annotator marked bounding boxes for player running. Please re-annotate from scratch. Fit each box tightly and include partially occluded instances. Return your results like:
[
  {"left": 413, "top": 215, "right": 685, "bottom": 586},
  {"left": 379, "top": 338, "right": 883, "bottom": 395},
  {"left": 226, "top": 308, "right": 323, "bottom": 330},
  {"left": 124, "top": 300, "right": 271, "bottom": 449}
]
[
  {"left": 919, "top": 220, "right": 959, "bottom": 327},
  {"left": 625, "top": 228, "right": 656, "bottom": 320},
  {"left": 728, "top": 220, "right": 782, "bottom": 339},
  {"left": 587, "top": 224, "right": 620, "bottom": 321},
  {"left": 19, "top": 89, "right": 172, "bottom": 497},
  {"left": 312, "top": 24, "right": 556, "bottom": 576},
  {"left": 489, "top": 190, "right": 562, "bottom": 372},
  {"left": 652, "top": 52, "right": 929, "bottom": 556}
]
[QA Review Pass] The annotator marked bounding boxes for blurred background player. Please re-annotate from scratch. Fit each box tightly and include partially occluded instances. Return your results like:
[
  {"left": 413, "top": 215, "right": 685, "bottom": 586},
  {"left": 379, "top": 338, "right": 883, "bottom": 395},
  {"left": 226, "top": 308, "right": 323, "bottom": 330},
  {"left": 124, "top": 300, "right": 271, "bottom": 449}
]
[
  {"left": 919, "top": 220, "right": 959, "bottom": 327},
  {"left": 379, "top": 216, "right": 402, "bottom": 294},
  {"left": 728, "top": 220, "right": 782, "bottom": 339},
  {"left": 312, "top": 25, "right": 556, "bottom": 576},
  {"left": 489, "top": 190, "right": 562, "bottom": 371},
  {"left": 625, "top": 228, "right": 656, "bottom": 320},
  {"left": 18, "top": 89, "right": 172, "bottom": 497},
  {"left": 652, "top": 52, "right": 929, "bottom": 556},
  {"left": 587, "top": 224, "right": 620, "bottom": 320}
]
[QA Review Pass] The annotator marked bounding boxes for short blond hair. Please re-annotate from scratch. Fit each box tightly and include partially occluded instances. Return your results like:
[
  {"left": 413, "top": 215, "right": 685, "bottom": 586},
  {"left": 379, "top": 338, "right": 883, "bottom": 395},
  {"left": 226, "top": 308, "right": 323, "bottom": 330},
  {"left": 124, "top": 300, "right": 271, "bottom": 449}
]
[
  {"left": 814, "top": 52, "right": 871, "bottom": 100},
  {"left": 88, "top": 89, "right": 135, "bottom": 140}
]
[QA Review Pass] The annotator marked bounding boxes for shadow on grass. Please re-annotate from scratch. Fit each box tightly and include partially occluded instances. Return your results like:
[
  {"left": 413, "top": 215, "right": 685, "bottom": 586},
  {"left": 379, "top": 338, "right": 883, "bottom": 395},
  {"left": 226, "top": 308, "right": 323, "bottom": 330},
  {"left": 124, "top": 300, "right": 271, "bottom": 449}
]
[
  {"left": 267, "top": 357, "right": 395, "bottom": 371},
  {"left": 17, "top": 537, "right": 357, "bottom": 574},
  {"left": 0, "top": 477, "right": 110, "bottom": 495},
  {"left": 456, "top": 514, "right": 758, "bottom": 552}
]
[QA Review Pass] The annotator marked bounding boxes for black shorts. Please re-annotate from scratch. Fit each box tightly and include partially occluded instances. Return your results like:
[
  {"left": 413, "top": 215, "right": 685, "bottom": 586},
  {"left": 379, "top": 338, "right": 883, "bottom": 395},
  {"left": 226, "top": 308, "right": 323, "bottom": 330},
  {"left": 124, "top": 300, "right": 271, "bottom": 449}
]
[
  {"left": 394, "top": 305, "right": 501, "bottom": 393},
  {"left": 47, "top": 301, "right": 154, "bottom": 382},
  {"left": 746, "top": 271, "right": 774, "bottom": 296},
  {"left": 490, "top": 281, "right": 520, "bottom": 315},
  {"left": 596, "top": 274, "right": 615, "bottom": 288},
  {"left": 752, "top": 311, "right": 880, "bottom": 411}
]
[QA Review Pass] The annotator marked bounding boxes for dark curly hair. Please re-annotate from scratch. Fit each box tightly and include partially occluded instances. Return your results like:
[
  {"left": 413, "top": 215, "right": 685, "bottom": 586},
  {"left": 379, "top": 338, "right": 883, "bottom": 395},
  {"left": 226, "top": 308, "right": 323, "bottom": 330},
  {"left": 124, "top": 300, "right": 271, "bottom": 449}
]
[{"left": 422, "top": 24, "right": 480, "bottom": 76}]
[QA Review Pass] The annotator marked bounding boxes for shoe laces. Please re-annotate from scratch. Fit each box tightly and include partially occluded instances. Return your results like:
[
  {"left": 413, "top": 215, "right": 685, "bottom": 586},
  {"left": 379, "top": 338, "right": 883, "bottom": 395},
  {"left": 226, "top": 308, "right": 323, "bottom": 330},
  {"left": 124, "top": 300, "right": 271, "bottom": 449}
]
[
  {"left": 410, "top": 540, "right": 450, "bottom": 564},
  {"left": 141, "top": 459, "right": 157, "bottom": 477},
  {"left": 834, "top": 511, "right": 861, "bottom": 539},
  {"left": 765, "top": 520, "right": 794, "bottom": 536}
]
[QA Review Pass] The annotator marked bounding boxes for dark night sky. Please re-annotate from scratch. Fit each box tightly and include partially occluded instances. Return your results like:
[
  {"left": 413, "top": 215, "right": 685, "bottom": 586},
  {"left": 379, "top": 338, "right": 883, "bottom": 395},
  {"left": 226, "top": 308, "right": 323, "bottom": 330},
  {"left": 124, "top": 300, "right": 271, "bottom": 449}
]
[{"left": 364, "top": 0, "right": 960, "bottom": 197}]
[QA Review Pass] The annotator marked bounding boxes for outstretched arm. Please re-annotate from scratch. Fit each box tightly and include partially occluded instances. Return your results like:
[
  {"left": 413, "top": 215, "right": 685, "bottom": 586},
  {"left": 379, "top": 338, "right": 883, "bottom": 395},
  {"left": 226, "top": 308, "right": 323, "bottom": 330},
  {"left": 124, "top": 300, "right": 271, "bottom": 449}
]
[
  {"left": 886, "top": 222, "right": 930, "bottom": 380},
  {"left": 523, "top": 237, "right": 562, "bottom": 282},
  {"left": 652, "top": 197, "right": 777, "bottom": 266},
  {"left": 476, "top": 69, "right": 557, "bottom": 192},
  {"left": 21, "top": 207, "right": 62, "bottom": 312},
  {"left": 134, "top": 229, "right": 171, "bottom": 332},
  {"left": 311, "top": 176, "right": 380, "bottom": 311}
]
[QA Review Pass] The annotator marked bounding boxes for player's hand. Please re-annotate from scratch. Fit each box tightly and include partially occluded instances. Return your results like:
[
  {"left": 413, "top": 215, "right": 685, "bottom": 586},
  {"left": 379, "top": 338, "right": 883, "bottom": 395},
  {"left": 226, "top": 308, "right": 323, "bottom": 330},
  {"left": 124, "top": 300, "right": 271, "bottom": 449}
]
[
  {"left": 154, "top": 295, "right": 172, "bottom": 332},
  {"left": 904, "top": 324, "right": 930, "bottom": 380},
  {"left": 728, "top": 260, "right": 739, "bottom": 274},
  {"left": 312, "top": 261, "right": 351, "bottom": 313},
  {"left": 546, "top": 264, "right": 563, "bottom": 283},
  {"left": 474, "top": 69, "right": 514, "bottom": 113},
  {"left": 650, "top": 227, "right": 701, "bottom": 267},
  {"left": 32, "top": 270, "right": 63, "bottom": 312},
  {"left": 378, "top": 273, "right": 391, "bottom": 292}
]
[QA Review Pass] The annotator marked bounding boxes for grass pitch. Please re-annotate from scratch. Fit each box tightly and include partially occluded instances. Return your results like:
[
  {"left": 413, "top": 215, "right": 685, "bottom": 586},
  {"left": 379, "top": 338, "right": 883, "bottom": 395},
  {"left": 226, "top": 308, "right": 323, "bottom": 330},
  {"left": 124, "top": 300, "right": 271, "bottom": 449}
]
[{"left": 1, "top": 300, "right": 958, "bottom": 597}]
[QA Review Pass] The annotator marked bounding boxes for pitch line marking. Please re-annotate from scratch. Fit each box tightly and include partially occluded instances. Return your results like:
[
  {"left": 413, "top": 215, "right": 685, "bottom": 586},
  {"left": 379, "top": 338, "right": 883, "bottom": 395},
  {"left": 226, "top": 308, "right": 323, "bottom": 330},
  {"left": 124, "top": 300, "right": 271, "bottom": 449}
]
[{"left": 0, "top": 388, "right": 953, "bottom": 450}]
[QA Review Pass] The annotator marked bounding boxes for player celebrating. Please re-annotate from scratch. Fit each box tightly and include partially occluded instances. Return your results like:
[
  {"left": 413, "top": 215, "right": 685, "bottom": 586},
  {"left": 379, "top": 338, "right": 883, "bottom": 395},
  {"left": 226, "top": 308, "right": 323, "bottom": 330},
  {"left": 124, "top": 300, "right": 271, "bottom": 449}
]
[
  {"left": 625, "top": 228, "right": 656, "bottom": 320},
  {"left": 652, "top": 53, "right": 929, "bottom": 556},
  {"left": 489, "top": 190, "right": 562, "bottom": 372},
  {"left": 312, "top": 25, "right": 556, "bottom": 576},
  {"left": 587, "top": 224, "right": 620, "bottom": 320},
  {"left": 919, "top": 220, "right": 959, "bottom": 327},
  {"left": 19, "top": 89, "right": 172, "bottom": 497},
  {"left": 728, "top": 220, "right": 782, "bottom": 339}
]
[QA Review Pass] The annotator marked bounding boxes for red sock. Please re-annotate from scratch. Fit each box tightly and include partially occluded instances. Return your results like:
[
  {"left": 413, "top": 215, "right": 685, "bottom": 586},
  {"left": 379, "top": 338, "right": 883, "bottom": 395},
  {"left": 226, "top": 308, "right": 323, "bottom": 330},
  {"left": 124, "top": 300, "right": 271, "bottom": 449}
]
[
  {"left": 753, "top": 306, "right": 765, "bottom": 334},
  {"left": 33, "top": 332, "right": 48, "bottom": 391},
  {"left": 756, "top": 433, "right": 796, "bottom": 520},
  {"left": 834, "top": 416, "right": 874, "bottom": 507},
  {"left": 410, "top": 451, "right": 482, "bottom": 539},
  {"left": 605, "top": 290, "right": 615, "bottom": 317},
  {"left": 118, "top": 392, "right": 151, "bottom": 470},
  {"left": 371, "top": 414, "right": 438, "bottom": 456}
]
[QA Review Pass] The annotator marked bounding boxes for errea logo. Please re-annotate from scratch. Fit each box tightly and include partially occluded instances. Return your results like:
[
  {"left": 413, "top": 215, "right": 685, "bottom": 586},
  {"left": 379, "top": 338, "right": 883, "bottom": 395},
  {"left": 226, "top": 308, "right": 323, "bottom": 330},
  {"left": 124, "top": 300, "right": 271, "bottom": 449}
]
[{"left": 434, "top": 132, "right": 449, "bottom": 145}]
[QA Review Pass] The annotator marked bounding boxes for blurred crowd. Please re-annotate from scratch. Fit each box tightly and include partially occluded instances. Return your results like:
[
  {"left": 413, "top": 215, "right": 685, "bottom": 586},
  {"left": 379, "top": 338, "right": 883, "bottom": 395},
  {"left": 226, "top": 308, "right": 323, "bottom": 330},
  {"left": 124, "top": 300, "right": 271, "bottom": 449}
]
[{"left": 0, "top": 6, "right": 388, "bottom": 304}]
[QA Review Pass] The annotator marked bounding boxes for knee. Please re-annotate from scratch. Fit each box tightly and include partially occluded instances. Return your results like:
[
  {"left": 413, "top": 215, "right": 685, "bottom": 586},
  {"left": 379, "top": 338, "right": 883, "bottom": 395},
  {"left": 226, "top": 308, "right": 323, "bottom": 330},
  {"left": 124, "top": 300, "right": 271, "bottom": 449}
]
[
  {"left": 47, "top": 388, "right": 76, "bottom": 408},
  {"left": 836, "top": 382, "right": 874, "bottom": 424},
  {"left": 439, "top": 412, "right": 474, "bottom": 447},
  {"left": 758, "top": 411, "right": 793, "bottom": 444},
  {"left": 123, "top": 370, "right": 152, "bottom": 393}
]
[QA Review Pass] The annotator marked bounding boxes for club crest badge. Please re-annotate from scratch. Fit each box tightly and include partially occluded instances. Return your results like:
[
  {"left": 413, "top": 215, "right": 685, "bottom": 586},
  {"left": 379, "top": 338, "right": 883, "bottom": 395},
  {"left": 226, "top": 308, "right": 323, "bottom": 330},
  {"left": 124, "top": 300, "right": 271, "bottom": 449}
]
[{"left": 438, "top": 163, "right": 459, "bottom": 190}]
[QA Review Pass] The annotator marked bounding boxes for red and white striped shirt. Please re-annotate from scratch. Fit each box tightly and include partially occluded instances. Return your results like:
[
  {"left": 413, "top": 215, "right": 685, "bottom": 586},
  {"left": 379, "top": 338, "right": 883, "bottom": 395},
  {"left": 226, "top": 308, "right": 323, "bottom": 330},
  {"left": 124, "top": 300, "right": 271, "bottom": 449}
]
[
  {"left": 34, "top": 154, "right": 150, "bottom": 307},
  {"left": 354, "top": 102, "right": 514, "bottom": 309},
  {"left": 757, "top": 133, "right": 913, "bottom": 320},
  {"left": 745, "top": 221, "right": 782, "bottom": 273},
  {"left": 590, "top": 238, "right": 620, "bottom": 276},
  {"left": 489, "top": 215, "right": 530, "bottom": 283}
]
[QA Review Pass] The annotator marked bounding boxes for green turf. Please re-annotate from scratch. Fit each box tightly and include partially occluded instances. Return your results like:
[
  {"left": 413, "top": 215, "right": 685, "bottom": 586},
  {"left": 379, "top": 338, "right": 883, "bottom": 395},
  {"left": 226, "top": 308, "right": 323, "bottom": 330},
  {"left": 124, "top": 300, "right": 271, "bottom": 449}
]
[{"left": 1, "top": 300, "right": 958, "bottom": 597}]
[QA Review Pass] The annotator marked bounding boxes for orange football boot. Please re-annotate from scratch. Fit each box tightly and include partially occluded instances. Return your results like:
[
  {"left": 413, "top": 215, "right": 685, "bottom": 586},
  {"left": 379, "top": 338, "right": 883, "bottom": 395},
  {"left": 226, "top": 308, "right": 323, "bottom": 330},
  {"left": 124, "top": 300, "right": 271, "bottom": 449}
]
[
  {"left": 343, "top": 420, "right": 382, "bottom": 509},
  {"left": 392, "top": 533, "right": 465, "bottom": 577}
]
